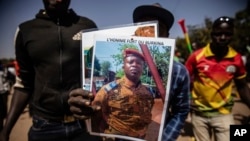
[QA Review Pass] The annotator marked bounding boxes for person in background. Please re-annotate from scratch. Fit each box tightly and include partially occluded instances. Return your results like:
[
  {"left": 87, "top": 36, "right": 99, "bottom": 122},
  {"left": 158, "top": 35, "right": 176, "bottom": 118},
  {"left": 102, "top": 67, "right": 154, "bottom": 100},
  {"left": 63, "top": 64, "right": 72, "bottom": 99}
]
[
  {"left": 0, "top": 0, "right": 101, "bottom": 141},
  {"left": 133, "top": 3, "right": 190, "bottom": 141},
  {"left": 0, "top": 61, "right": 10, "bottom": 131},
  {"left": 185, "top": 16, "right": 250, "bottom": 141}
]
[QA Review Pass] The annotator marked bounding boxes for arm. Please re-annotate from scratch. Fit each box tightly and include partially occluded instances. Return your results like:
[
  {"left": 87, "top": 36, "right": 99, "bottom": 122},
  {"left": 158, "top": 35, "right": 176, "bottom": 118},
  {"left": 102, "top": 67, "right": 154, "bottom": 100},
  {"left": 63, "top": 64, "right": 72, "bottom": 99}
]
[
  {"left": 234, "top": 53, "right": 250, "bottom": 108},
  {"left": 0, "top": 28, "right": 32, "bottom": 141},
  {"left": 0, "top": 89, "right": 29, "bottom": 140},
  {"left": 234, "top": 78, "right": 250, "bottom": 108},
  {"left": 185, "top": 52, "right": 197, "bottom": 92},
  {"left": 162, "top": 62, "right": 190, "bottom": 141},
  {"left": 184, "top": 53, "right": 196, "bottom": 76}
]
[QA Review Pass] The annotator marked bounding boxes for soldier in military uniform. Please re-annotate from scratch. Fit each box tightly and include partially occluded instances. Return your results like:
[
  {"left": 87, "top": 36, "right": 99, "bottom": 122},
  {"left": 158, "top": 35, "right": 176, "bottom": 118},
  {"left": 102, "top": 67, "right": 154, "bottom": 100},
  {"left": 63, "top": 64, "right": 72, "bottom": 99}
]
[{"left": 92, "top": 48, "right": 154, "bottom": 140}]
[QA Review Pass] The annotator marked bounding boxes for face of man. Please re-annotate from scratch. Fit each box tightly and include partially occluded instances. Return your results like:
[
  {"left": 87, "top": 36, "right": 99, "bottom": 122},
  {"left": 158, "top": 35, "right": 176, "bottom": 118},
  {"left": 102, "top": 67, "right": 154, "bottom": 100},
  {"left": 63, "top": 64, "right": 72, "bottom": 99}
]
[
  {"left": 43, "top": 0, "right": 70, "bottom": 16},
  {"left": 211, "top": 22, "right": 233, "bottom": 49},
  {"left": 123, "top": 56, "right": 144, "bottom": 82}
]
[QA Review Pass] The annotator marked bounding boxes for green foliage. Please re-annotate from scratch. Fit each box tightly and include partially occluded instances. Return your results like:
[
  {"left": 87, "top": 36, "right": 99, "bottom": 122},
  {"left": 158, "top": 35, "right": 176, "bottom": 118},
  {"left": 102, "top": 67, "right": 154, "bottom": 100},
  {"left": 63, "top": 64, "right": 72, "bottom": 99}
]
[
  {"left": 232, "top": 2, "right": 250, "bottom": 55},
  {"left": 115, "top": 68, "right": 124, "bottom": 78},
  {"left": 176, "top": 2, "right": 250, "bottom": 61},
  {"left": 100, "top": 61, "right": 111, "bottom": 77},
  {"left": 148, "top": 45, "right": 171, "bottom": 85},
  {"left": 93, "top": 56, "right": 101, "bottom": 76},
  {"left": 111, "top": 44, "right": 138, "bottom": 66},
  {"left": 176, "top": 17, "right": 213, "bottom": 61},
  {"left": 110, "top": 43, "right": 171, "bottom": 85}
]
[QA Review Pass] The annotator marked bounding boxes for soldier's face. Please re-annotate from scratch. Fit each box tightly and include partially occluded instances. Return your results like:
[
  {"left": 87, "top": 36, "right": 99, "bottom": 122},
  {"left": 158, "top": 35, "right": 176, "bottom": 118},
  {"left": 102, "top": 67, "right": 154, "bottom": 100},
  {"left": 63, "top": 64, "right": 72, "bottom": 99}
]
[{"left": 123, "top": 56, "right": 144, "bottom": 81}]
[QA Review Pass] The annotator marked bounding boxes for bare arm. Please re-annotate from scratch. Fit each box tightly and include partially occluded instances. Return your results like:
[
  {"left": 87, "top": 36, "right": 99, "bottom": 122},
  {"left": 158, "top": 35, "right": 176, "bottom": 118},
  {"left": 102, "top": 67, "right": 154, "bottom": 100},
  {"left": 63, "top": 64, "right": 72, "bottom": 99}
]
[
  {"left": 0, "top": 88, "right": 29, "bottom": 141},
  {"left": 234, "top": 78, "right": 250, "bottom": 108}
]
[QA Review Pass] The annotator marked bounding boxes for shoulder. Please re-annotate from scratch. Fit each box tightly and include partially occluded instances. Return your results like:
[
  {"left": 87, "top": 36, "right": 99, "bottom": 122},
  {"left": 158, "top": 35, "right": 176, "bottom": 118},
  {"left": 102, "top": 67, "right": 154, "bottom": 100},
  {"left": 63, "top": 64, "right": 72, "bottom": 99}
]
[
  {"left": 78, "top": 16, "right": 97, "bottom": 29},
  {"left": 227, "top": 46, "right": 243, "bottom": 58},
  {"left": 173, "top": 61, "right": 184, "bottom": 68},
  {"left": 68, "top": 9, "right": 97, "bottom": 29},
  {"left": 188, "top": 47, "right": 205, "bottom": 59},
  {"left": 185, "top": 47, "right": 206, "bottom": 67},
  {"left": 19, "top": 11, "right": 46, "bottom": 30},
  {"left": 20, "top": 10, "right": 47, "bottom": 27},
  {"left": 172, "top": 61, "right": 190, "bottom": 82},
  {"left": 103, "top": 80, "right": 119, "bottom": 92},
  {"left": 173, "top": 61, "right": 188, "bottom": 74},
  {"left": 19, "top": 18, "right": 37, "bottom": 29}
]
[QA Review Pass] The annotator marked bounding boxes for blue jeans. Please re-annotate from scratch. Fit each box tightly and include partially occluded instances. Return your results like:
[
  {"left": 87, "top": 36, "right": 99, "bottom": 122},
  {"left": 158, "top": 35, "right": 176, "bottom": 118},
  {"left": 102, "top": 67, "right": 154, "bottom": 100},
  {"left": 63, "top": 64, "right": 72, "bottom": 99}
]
[{"left": 28, "top": 116, "right": 101, "bottom": 141}]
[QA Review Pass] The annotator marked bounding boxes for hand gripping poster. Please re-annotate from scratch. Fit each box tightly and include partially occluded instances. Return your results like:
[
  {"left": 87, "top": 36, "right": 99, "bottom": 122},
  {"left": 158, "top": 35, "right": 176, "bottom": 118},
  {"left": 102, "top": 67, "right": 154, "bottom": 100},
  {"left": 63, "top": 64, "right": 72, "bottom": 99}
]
[
  {"left": 86, "top": 34, "right": 175, "bottom": 141},
  {"left": 81, "top": 21, "right": 158, "bottom": 90}
]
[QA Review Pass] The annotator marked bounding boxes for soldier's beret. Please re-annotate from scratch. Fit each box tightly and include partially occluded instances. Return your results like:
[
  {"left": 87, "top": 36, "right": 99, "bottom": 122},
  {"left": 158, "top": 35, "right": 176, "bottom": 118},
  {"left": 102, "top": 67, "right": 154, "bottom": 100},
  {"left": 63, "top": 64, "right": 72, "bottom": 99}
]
[{"left": 123, "top": 48, "right": 145, "bottom": 61}]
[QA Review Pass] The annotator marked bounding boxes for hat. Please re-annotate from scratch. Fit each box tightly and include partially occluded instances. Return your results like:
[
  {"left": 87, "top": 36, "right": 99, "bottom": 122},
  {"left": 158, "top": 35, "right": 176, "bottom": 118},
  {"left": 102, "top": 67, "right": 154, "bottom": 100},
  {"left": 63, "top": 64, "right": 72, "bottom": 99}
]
[
  {"left": 133, "top": 3, "right": 174, "bottom": 31},
  {"left": 123, "top": 48, "right": 145, "bottom": 61},
  {"left": 212, "top": 16, "right": 234, "bottom": 28}
]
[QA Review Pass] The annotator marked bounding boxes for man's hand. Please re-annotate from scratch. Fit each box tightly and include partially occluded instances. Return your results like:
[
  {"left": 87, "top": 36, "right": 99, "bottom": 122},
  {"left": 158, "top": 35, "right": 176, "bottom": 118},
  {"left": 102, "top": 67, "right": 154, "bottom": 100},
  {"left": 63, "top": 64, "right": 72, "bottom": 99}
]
[{"left": 68, "top": 88, "right": 101, "bottom": 120}]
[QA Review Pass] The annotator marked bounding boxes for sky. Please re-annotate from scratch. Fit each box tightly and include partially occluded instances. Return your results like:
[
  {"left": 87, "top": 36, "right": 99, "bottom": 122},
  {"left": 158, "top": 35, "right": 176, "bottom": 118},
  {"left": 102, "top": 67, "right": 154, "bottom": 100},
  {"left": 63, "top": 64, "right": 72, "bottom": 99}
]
[{"left": 0, "top": 0, "right": 248, "bottom": 59}]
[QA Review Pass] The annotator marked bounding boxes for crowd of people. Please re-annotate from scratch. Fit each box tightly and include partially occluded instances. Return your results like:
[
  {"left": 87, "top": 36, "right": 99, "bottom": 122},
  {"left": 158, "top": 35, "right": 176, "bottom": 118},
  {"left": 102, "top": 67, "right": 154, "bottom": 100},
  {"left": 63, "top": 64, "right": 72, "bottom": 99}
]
[{"left": 0, "top": 0, "right": 249, "bottom": 141}]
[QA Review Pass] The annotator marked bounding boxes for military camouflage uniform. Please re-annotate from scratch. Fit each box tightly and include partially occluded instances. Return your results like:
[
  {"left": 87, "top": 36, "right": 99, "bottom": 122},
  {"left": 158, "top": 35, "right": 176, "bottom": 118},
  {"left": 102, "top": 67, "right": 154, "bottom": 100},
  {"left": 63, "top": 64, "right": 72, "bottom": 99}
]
[{"left": 93, "top": 76, "right": 154, "bottom": 139}]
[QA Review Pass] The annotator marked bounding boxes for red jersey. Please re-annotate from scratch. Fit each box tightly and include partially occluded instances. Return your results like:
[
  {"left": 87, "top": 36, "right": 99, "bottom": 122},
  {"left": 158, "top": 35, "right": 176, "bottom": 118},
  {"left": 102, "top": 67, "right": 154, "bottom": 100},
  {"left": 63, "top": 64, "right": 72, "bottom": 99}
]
[{"left": 185, "top": 44, "right": 246, "bottom": 116}]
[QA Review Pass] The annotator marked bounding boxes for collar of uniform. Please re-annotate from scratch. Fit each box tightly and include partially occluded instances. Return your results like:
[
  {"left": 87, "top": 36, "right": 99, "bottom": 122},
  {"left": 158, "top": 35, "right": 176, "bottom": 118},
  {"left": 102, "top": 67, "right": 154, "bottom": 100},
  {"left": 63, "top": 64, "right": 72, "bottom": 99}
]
[
  {"left": 121, "top": 76, "right": 140, "bottom": 88},
  {"left": 204, "top": 44, "right": 238, "bottom": 58}
]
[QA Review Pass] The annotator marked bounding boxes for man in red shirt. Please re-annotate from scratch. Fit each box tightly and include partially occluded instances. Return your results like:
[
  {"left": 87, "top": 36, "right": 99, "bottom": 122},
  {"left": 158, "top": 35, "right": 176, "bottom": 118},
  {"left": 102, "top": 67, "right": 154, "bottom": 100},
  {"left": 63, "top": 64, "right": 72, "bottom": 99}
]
[{"left": 185, "top": 16, "right": 250, "bottom": 141}]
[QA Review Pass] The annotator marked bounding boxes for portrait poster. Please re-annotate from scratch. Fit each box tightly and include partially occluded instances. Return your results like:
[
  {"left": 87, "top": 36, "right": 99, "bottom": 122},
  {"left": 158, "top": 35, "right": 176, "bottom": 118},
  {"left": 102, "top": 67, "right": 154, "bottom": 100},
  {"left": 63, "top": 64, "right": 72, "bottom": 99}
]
[
  {"left": 81, "top": 21, "right": 158, "bottom": 90},
  {"left": 87, "top": 34, "right": 175, "bottom": 141}
]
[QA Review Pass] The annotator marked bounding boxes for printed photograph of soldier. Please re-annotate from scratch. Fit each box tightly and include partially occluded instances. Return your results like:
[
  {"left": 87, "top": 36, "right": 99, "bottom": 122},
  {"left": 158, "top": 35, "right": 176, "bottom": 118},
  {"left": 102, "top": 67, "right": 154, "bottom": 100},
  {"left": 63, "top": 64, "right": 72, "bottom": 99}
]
[
  {"left": 92, "top": 48, "right": 154, "bottom": 140},
  {"left": 88, "top": 35, "right": 174, "bottom": 141},
  {"left": 81, "top": 22, "right": 158, "bottom": 91}
]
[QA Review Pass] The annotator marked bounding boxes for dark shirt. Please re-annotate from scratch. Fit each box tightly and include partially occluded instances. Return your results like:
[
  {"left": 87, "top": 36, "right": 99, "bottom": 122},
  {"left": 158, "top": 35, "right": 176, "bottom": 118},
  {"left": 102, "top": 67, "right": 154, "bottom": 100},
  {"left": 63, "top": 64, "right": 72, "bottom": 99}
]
[{"left": 14, "top": 9, "right": 97, "bottom": 120}]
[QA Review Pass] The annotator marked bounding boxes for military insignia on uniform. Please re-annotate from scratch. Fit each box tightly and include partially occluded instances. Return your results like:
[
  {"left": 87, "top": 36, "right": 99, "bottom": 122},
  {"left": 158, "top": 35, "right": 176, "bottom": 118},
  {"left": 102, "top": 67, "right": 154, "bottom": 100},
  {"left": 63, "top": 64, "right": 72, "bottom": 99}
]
[
  {"left": 104, "top": 81, "right": 118, "bottom": 92},
  {"left": 226, "top": 65, "right": 236, "bottom": 73}
]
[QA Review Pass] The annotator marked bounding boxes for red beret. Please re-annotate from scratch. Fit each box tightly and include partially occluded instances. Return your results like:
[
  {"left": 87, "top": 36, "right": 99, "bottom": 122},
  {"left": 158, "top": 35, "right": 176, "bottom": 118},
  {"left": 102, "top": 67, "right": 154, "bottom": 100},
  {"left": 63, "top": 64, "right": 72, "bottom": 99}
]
[{"left": 123, "top": 48, "right": 145, "bottom": 61}]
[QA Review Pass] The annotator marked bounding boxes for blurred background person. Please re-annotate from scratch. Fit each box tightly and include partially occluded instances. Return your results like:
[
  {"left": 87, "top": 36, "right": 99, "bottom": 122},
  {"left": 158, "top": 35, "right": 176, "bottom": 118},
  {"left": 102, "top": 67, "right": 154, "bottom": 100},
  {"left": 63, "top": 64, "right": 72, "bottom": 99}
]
[{"left": 185, "top": 16, "right": 250, "bottom": 141}]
